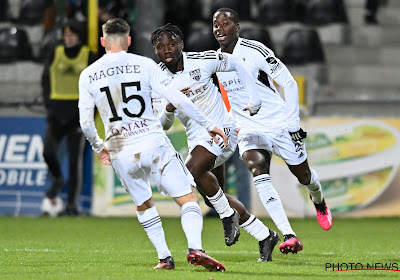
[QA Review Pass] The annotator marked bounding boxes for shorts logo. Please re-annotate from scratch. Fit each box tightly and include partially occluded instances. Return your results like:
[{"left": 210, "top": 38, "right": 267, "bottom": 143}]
[
  {"left": 189, "top": 69, "right": 201, "bottom": 81},
  {"left": 298, "top": 152, "right": 304, "bottom": 158},
  {"left": 241, "top": 135, "right": 253, "bottom": 144},
  {"left": 294, "top": 141, "right": 304, "bottom": 152},
  {"left": 223, "top": 127, "right": 231, "bottom": 137},
  {"left": 206, "top": 139, "right": 214, "bottom": 146}
]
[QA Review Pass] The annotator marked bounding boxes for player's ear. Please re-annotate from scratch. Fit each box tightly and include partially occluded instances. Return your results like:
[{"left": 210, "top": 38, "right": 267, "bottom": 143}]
[
  {"left": 127, "top": 36, "right": 131, "bottom": 47},
  {"left": 100, "top": 37, "right": 106, "bottom": 47},
  {"left": 181, "top": 41, "right": 184, "bottom": 50},
  {"left": 236, "top": 24, "right": 240, "bottom": 32}
]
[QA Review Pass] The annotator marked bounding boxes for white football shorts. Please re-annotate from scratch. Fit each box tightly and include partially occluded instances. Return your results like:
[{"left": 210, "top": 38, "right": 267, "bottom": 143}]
[
  {"left": 237, "top": 128, "right": 307, "bottom": 166},
  {"left": 111, "top": 140, "right": 195, "bottom": 206},
  {"left": 188, "top": 127, "right": 238, "bottom": 168}
]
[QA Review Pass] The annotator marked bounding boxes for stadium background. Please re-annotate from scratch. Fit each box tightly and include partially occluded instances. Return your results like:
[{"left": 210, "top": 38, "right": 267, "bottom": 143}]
[{"left": 0, "top": 0, "right": 400, "bottom": 218}]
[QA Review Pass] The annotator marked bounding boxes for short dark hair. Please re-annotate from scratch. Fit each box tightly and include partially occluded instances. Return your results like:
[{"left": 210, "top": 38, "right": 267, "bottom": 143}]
[
  {"left": 102, "top": 18, "right": 130, "bottom": 35},
  {"left": 150, "top": 23, "right": 184, "bottom": 46},
  {"left": 214, "top": 8, "right": 240, "bottom": 24},
  {"left": 63, "top": 20, "right": 83, "bottom": 38}
]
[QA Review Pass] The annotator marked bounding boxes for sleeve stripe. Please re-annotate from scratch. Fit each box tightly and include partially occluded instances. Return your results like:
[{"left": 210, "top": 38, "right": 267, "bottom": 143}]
[
  {"left": 186, "top": 51, "right": 217, "bottom": 59},
  {"left": 186, "top": 57, "right": 215, "bottom": 60},
  {"left": 240, "top": 39, "right": 270, "bottom": 58},
  {"left": 158, "top": 62, "right": 166, "bottom": 70}
]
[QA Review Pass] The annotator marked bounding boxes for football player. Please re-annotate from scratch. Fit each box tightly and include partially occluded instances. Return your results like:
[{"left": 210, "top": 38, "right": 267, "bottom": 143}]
[
  {"left": 79, "top": 18, "right": 226, "bottom": 271},
  {"left": 212, "top": 8, "right": 333, "bottom": 254},
  {"left": 151, "top": 24, "right": 280, "bottom": 262}
]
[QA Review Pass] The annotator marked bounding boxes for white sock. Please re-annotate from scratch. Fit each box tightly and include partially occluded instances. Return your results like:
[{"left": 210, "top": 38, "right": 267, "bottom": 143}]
[
  {"left": 306, "top": 169, "right": 323, "bottom": 204},
  {"left": 206, "top": 188, "right": 234, "bottom": 219},
  {"left": 137, "top": 206, "right": 171, "bottom": 260},
  {"left": 181, "top": 201, "right": 203, "bottom": 250},
  {"left": 254, "top": 174, "right": 295, "bottom": 236},
  {"left": 240, "top": 214, "right": 270, "bottom": 241}
]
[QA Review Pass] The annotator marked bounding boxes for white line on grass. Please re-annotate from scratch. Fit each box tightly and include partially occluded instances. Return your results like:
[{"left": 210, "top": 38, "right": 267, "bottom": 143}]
[{"left": 3, "top": 248, "right": 104, "bottom": 253}]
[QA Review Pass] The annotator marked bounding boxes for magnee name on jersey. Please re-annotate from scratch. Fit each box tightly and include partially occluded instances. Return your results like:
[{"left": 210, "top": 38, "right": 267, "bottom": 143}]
[{"left": 89, "top": 64, "right": 141, "bottom": 83}]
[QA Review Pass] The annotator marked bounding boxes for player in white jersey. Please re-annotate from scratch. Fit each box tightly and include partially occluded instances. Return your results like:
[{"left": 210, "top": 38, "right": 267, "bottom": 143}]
[
  {"left": 78, "top": 18, "right": 227, "bottom": 271},
  {"left": 150, "top": 23, "right": 280, "bottom": 262},
  {"left": 212, "top": 8, "right": 333, "bottom": 254}
]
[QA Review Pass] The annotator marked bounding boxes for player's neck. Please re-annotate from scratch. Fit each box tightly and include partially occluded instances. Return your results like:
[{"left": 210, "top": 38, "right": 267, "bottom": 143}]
[
  {"left": 167, "top": 54, "right": 184, "bottom": 73},
  {"left": 106, "top": 46, "right": 127, "bottom": 53},
  {"left": 220, "top": 37, "right": 238, "bottom": 54}
]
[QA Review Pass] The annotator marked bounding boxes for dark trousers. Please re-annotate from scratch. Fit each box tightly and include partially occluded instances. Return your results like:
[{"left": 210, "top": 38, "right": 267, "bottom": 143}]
[
  {"left": 366, "top": 0, "right": 379, "bottom": 13},
  {"left": 42, "top": 118, "right": 86, "bottom": 208}
]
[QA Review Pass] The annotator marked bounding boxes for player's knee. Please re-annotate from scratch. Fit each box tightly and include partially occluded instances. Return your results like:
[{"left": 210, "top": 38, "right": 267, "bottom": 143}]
[
  {"left": 245, "top": 159, "right": 269, "bottom": 177},
  {"left": 248, "top": 163, "right": 268, "bottom": 177}
]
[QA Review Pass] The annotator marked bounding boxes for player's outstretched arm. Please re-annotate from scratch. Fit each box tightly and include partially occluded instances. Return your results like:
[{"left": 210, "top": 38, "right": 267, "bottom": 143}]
[
  {"left": 150, "top": 58, "right": 228, "bottom": 145},
  {"left": 79, "top": 107, "right": 111, "bottom": 165},
  {"left": 219, "top": 53, "right": 262, "bottom": 116},
  {"left": 159, "top": 102, "right": 176, "bottom": 130},
  {"left": 162, "top": 88, "right": 228, "bottom": 146}
]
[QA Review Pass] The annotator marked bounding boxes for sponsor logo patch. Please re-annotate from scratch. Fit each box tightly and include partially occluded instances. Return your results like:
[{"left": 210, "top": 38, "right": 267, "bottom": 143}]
[{"left": 266, "top": 56, "right": 282, "bottom": 74}]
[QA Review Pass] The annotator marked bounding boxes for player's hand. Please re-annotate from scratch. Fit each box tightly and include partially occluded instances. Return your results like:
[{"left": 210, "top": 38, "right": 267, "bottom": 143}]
[
  {"left": 289, "top": 128, "right": 307, "bottom": 142},
  {"left": 208, "top": 126, "right": 228, "bottom": 146},
  {"left": 97, "top": 147, "right": 111, "bottom": 165},
  {"left": 243, "top": 102, "right": 261, "bottom": 116},
  {"left": 165, "top": 102, "right": 176, "bottom": 113},
  {"left": 181, "top": 87, "right": 192, "bottom": 96}
]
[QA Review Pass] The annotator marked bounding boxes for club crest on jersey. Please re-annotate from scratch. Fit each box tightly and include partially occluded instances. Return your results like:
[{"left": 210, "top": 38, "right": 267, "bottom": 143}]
[{"left": 189, "top": 69, "right": 201, "bottom": 81}]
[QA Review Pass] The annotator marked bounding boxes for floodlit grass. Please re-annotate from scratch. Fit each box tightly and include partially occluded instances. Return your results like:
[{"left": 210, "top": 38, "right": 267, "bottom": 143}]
[{"left": 1, "top": 217, "right": 399, "bottom": 279}]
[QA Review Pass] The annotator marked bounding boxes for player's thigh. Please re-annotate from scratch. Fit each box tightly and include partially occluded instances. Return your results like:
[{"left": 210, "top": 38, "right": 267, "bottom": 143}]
[
  {"left": 237, "top": 132, "right": 273, "bottom": 158},
  {"left": 190, "top": 127, "right": 237, "bottom": 169},
  {"left": 271, "top": 129, "right": 307, "bottom": 166},
  {"left": 111, "top": 155, "right": 152, "bottom": 207},
  {"left": 156, "top": 144, "right": 195, "bottom": 199}
]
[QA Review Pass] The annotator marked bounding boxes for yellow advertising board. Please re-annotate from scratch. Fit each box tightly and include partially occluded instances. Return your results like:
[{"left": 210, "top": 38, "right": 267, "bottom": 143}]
[{"left": 257, "top": 118, "right": 400, "bottom": 218}]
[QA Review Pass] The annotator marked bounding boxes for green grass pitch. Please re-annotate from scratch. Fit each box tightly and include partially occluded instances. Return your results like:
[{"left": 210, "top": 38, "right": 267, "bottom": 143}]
[{"left": 1, "top": 217, "right": 399, "bottom": 279}]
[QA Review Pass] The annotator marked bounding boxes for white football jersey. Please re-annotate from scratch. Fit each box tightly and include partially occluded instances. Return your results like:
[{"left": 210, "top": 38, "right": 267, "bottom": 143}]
[
  {"left": 217, "top": 37, "right": 300, "bottom": 133},
  {"left": 79, "top": 51, "right": 213, "bottom": 159},
  {"left": 152, "top": 51, "right": 236, "bottom": 145}
]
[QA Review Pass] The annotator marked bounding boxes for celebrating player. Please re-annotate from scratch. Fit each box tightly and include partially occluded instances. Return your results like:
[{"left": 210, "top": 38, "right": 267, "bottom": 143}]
[
  {"left": 151, "top": 23, "right": 280, "bottom": 262},
  {"left": 212, "top": 8, "right": 333, "bottom": 254},
  {"left": 78, "top": 18, "right": 227, "bottom": 271}
]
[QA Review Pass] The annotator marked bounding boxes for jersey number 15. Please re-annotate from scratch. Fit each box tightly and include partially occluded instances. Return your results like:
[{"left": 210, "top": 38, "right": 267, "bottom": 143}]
[{"left": 100, "top": 82, "right": 145, "bottom": 122}]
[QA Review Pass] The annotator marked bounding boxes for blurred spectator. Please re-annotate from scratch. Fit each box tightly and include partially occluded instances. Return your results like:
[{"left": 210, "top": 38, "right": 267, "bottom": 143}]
[
  {"left": 41, "top": 21, "right": 97, "bottom": 216},
  {"left": 96, "top": 0, "right": 136, "bottom": 57},
  {"left": 0, "top": 0, "right": 9, "bottom": 22},
  {"left": 365, "top": 0, "right": 388, "bottom": 24},
  {"left": 225, "top": 149, "right": 251, "bottom": 209}
]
